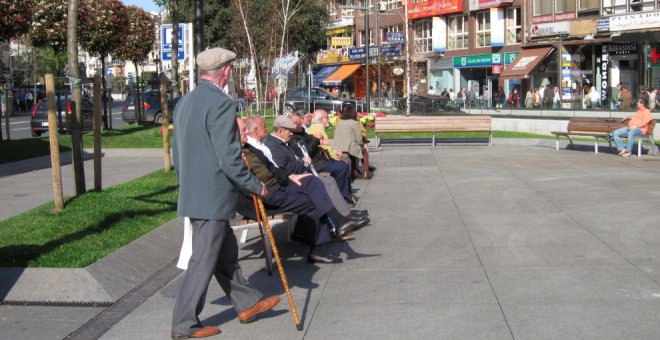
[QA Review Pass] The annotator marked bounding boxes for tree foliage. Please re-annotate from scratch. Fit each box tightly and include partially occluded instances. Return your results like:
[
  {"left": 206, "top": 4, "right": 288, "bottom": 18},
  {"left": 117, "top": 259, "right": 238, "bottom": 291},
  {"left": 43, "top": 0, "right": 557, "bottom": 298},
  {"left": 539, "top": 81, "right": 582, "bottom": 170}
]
[
  {"left": 29, "top": 0, "right": 68, "bottom": 52},
  {"left": 79, "top": 0, "right": 129, "bottom": 57},
  {"left": 114, "top": 6, "right": 156, "bottom": 64},
  {"left": 0, "top": 0, "right": 35, "bottom": 41},
  {"left": 287, "top": 0, "right": 327, "bottom": 54}
]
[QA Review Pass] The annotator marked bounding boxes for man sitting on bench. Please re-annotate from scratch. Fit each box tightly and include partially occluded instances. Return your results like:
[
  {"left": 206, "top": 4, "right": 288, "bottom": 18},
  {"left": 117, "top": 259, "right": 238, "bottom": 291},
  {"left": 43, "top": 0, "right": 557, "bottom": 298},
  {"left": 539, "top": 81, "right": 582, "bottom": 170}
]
[
  {"left": 237, "top": 117, "right": 368, "bottom": 264},
  {"left": 612, "top": 97, "right": 653, "bottom": 157}
]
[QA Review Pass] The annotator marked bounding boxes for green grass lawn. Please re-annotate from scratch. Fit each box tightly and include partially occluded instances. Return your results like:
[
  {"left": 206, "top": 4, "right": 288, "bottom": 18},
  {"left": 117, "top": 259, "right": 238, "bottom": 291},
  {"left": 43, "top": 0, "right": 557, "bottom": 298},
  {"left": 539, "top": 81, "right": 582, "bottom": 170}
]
[
  {"left": 0, "top": 170, "right": 178, "bottom": 268},
  {"left": 0, "top": 125, "right": 167, "bottom": 164}
]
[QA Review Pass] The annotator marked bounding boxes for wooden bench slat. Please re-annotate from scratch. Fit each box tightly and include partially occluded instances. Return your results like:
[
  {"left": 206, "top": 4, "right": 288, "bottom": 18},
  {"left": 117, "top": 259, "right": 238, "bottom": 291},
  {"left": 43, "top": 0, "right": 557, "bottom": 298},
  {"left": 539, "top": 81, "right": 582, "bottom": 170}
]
[{"left": 375, "top": 115, "right": 492, "bottom": 147}]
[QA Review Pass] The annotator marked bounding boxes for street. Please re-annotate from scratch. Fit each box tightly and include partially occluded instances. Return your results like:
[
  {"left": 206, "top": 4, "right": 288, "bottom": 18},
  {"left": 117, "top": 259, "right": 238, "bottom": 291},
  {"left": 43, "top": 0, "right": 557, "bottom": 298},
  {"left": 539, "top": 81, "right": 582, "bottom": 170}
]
[{"left": 1, "top": 99, "right": 127, "bottom": 140}]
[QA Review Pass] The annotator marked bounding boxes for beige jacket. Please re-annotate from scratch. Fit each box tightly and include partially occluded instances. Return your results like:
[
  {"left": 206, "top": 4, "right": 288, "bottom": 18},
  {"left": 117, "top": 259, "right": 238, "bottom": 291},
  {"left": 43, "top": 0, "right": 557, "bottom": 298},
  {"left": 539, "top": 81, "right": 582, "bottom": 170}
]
[{"left": 332, "top": 119, "right": 363, "bottom": 159}]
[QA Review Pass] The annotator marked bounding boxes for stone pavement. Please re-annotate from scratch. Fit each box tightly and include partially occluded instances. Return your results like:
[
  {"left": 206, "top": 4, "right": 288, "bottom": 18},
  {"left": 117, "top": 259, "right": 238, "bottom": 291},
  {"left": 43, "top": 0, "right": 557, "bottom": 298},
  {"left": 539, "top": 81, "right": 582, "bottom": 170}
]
[{"left": 3, "top": 141, "right": 660, "bottom": 339}]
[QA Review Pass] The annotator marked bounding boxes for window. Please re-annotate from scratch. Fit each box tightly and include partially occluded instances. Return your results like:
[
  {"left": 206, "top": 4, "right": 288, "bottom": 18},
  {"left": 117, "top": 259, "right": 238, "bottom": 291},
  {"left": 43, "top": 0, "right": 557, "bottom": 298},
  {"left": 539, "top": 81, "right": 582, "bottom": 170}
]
[
  {"left": 555, "top": 0, "right": 577, "bottom": 13},
  {"left": 327, "top": 1, "right": 337, "bottom": 17},
  {"left": 602, "top": 0, "right": 627, "bottom": 14},
  {"left": 359, "top": 29, "right": 374, "bottom": 47},
  {"left": 533, "top": 0, "right": 553, "bottom": 16},
  {"left": 413, "top": 19, "right": 432, "bottom": 53},
  {"left": 630, "top": 0, "right": 656, "bottom": 11},
  {"left": 448, "top": 15, "right": 468, "bottom": 50},
  {"left": 476, "top": 11, "right": 491, "bottom": 47},
  {"left": 380, "top": 0, "right": 402, "bottom": 10},
  {"left": 340, "top": 0, "right": 353, "bottom": 17},
  {"left": 579, "top": 0, "right": 599, "bottom": 10},
  {"left": 506, "top": 7, "right": 521, "bottom": 45}
]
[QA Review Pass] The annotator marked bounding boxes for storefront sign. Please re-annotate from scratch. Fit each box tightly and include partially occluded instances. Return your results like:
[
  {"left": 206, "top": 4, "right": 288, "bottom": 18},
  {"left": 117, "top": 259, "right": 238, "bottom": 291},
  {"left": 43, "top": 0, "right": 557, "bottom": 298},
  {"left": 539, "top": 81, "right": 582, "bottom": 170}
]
[
  {"left": 596, "top": 18, "right": 610, "bottom": 33},
  {"left": 407, "top": 0, "right": 462, "bottom": 20},
  {"left": 597, "top": 45, "right": 609, "bottom": 104},
  {"left": 453, "top": 53, "right": 501, "bottom": 68},
  {"left": 468, "top": 0, "right": 512, "bottom": 11},
  {"left": 607, "top": 44, "right": 637, "bottom": 56},
  {"left": 504, "top": 52, "right": 519, "bottom": 65},
  {"left": 317, "top": 48, "right": 350, "bottom": 64},
  {"left": 530, "top": 21, "right": 569, "bottom": 37},
  {"left": 492, "top": 64, "right": 503, "bottom": 74},
  {"left": 331, "top": 37, "right": 352, "bottom": 47},
  {"left": 392, "top": 67, "right": 404, "bottom": 76},
  {"left": 532, "top": 12, "right": 575, "bottom": 24},
  {"left": 610, "top": 11, "right": 660, "bottom": 32}
]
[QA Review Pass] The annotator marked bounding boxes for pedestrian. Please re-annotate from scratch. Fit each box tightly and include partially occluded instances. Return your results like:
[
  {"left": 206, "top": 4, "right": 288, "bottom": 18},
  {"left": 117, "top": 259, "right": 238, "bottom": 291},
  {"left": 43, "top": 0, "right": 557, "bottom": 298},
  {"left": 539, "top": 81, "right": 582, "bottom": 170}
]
[
  {"left": 543, "top": 84, "right": 554, "bottom": 109},
  {"left": 612, "top": 83, "right": 622, "bottom": 109},
  {"left": 171, "top": 47, "right": 280, "bottom": 339},
  {"left": 619, "top": 84, "right": 633, "bottom": 110},
  {"left": 649, "top": 88, "right": 657, "bottom": 111}
]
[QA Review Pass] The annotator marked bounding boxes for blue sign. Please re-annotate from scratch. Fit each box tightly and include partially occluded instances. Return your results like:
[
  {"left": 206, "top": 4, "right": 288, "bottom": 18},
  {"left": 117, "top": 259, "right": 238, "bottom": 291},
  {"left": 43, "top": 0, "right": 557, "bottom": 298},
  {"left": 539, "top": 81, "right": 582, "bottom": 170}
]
[
  {"left": 386, "top": 32, "right": 404, "bottom": 43},
  {"left": 381, "top": 44, "right": 402, "bottom": 57},
  {"left": 161, "top": 24, "right": 185, "bottom": 61},
  {"left": 349, "top": 47, "right": 366, "bottom": 60}
]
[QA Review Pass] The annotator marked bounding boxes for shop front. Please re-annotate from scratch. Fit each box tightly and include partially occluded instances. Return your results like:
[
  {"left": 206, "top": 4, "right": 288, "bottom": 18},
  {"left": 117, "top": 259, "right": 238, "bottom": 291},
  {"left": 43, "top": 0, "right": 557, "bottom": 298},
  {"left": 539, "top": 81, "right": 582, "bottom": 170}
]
[{"left": 453, "top": 53, "right": 504, "bottom": 103}]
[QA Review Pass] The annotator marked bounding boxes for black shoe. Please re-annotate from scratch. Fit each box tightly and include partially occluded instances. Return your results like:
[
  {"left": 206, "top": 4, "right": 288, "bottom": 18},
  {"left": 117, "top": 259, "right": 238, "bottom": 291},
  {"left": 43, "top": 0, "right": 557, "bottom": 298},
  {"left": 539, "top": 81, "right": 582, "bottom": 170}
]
[
  {"left": 351, "top": 217, "right": 370, "bottom": 230},
  {"left": 368, "top": 165, "right": 376, "bottom": 172},
  {"left": 308, "top": 248, "right": 343, "bottom": 264},
  {"left": 350, "top": 209, "right": 369, "bottom": 217},
  {"left": 335, "top": 220, "right": 359, "bottom": 238}
]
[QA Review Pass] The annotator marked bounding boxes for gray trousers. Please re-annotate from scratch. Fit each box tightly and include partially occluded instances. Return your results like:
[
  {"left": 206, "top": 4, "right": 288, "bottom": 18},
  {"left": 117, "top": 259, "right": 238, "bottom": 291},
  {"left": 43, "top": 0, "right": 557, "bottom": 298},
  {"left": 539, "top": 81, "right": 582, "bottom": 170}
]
[
  {"left": 318, "top": 173, "right": 351, "bottom": 216},
  {"left": 172, "top": 219, "right": 262, "bottom": 335}
]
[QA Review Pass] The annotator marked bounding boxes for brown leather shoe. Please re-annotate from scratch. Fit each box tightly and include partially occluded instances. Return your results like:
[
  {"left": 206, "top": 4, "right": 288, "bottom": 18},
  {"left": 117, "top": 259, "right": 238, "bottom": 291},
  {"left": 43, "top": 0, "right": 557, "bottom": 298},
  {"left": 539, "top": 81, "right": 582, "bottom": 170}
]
[
  {"left": 238, "top": 296, "right": 281, "bottom": 324},
  {"left": 171, "top": 326, "right": 221, "bottom": 339}
]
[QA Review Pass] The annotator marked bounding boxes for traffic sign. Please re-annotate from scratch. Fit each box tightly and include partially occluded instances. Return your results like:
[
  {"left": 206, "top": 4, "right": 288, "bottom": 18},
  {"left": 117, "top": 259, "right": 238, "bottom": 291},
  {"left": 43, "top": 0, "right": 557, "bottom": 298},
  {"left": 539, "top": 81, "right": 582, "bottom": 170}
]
[{"left": 161, "top": 24, "right": 185, "bottom": 61}]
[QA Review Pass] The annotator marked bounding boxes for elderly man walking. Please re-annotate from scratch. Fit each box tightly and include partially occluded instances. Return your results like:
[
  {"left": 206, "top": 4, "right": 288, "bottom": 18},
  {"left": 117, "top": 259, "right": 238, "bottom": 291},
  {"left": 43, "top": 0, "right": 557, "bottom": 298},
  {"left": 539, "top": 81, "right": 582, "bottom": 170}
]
[{"left": 171, "top": 47, "right": 279, "bottom": 339}]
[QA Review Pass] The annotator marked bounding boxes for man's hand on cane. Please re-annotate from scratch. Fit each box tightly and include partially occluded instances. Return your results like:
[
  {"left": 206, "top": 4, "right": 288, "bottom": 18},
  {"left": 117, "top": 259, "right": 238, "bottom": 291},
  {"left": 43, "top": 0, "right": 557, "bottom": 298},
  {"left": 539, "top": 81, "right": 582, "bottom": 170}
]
[{"left": 259, "top": 182, "right": 268, "bottom": 197}]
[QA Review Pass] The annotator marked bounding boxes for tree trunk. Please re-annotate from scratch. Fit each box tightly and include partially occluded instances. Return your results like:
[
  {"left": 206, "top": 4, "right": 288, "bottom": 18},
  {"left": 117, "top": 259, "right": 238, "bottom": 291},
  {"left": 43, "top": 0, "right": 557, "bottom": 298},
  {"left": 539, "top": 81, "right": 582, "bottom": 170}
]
[
  {"left": 171, "top": 0, "right": 181, "bottom": 99},
  {"left": 93, "top": 74, "right": 103, "bottom": 191},
  {"left": 134, "top": 61, "right": 142, "bottom": 124},
  {"left": 160, "top": 75, "right": 172, "bottom": 172},
  {"left": 101, "top": 57, "right": 109, "bottom": 129},
  {"left": 67, "top": 0, "right": 86, "bottom": 195},
  {"left": 45, "top": 74, "right": 64, "bottom": 211}
]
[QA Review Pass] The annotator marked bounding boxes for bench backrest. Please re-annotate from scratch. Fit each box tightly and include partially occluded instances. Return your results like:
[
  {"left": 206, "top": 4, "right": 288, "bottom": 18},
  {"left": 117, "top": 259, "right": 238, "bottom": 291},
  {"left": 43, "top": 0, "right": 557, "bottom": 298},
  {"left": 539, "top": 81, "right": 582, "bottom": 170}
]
[
  {"left": 375, "top": 115, "right": 492, "bottom": 133},
  {"left": 647, "top": 120, "right": 656, "bottom": 136},
  {"left": 566, "top": 118, "right": 623, "bottom": 134}
]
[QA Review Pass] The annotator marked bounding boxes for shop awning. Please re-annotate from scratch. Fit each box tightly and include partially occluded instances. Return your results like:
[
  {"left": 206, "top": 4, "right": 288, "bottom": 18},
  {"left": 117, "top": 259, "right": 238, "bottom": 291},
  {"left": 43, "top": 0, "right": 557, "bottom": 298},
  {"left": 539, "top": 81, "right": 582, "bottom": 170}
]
[
  {"left": 322, "top": 64, "right": 361, "bottom": 86},
  {"left": 499, "top": 47, "right": 554, "bottom": 79},
  {"left": 312, "top": 66, "right": 340, "bottom": 87}
]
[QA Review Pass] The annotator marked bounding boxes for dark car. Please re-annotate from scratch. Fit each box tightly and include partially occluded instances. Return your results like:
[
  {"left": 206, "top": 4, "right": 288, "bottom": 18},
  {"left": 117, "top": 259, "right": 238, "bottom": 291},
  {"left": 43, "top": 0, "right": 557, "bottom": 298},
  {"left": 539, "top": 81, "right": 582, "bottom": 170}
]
[
  {"left": 282, "top": 87, "right": 363, "bottom": 114},
  {"left": 409, "top": 94, "right": 453, "bottom": 114},
  {"left": 30, "top": 97, "right": 101, "bottom": 137},
  {"left": 121, "top": 90, "right": 177, "bottom": 124}
]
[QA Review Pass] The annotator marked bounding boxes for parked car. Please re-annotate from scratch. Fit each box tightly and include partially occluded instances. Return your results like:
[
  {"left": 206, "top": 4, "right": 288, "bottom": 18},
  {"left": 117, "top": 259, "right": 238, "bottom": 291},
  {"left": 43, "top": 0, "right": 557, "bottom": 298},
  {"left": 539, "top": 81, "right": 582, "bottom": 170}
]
[
  {"left": 30, "top": 97, "right": 102, "bottom": 137},
  {"left": 409, "top": 94, "right": 453, "bottom": 113},
  {"left": 282, "top": 87, "right": 363, "bottom": 114},
  {"left": 121, "top": 89, "right": 177, "bottom": 124}
]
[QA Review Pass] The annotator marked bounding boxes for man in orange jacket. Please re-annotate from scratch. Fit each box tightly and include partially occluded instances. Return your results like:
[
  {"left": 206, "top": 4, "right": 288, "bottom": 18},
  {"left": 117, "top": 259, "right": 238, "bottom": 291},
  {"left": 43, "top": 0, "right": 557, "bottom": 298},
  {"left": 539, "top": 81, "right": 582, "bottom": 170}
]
[{"left": 612, "top": 97, "right": 654, "bottom": 157}]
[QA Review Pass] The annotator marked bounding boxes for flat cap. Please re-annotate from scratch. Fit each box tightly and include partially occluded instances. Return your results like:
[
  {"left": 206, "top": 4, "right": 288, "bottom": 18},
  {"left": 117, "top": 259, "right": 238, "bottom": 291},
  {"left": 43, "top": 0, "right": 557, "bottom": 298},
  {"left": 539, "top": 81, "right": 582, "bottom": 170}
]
[
  {"left": 196, "top": 47, "right": 236, "bottom": 71},
  {"left": 273, "top": 115, "right": 297, "bottom": 130}
]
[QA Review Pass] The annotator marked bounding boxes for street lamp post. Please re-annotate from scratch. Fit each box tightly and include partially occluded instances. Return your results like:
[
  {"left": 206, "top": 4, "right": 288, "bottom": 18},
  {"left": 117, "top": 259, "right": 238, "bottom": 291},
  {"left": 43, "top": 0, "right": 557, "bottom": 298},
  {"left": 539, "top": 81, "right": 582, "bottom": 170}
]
[{"left": 342, "top": 4, "right": 371, "bottom": 113}]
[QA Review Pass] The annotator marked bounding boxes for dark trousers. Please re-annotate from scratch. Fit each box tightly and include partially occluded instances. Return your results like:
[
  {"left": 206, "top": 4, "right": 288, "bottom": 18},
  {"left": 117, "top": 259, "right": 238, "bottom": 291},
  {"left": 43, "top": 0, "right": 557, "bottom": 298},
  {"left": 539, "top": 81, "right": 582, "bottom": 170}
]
[
  {"left": 317, "top": 160, "right": 351, "bottom": 200},
  {"left": 172, "top": 219, "right": 262, "bottom": 335}
]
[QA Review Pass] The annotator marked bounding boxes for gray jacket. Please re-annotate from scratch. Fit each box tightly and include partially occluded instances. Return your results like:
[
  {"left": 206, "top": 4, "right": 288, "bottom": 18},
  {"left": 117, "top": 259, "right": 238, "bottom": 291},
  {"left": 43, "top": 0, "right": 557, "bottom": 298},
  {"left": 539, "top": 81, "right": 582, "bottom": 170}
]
[
  {"left": 173, "top": 80, "right": 263, "bottom": 220},
  {"left": 332, "top": 119, "right": 363, "bottom": 159}
]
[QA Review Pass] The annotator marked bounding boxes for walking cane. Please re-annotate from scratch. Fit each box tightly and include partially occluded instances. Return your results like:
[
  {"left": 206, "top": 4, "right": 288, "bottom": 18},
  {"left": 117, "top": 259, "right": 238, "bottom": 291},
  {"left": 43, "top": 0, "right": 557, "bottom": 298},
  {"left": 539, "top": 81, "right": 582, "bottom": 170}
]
[
  {"left": 243, "top": 153, "right": 302, "bottom": 330},
  {"left": 251, "top": 194, "right": 303, "bottom": 331},
  {"left": 243, "top": 156, "right": 273, "bottom": 276}
]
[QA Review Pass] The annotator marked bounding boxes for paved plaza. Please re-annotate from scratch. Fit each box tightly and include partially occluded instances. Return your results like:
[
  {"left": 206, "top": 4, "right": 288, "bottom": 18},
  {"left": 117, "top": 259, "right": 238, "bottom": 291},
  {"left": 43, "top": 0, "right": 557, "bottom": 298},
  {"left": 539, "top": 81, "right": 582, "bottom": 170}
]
[{"left": 2, "top": 141, "right": 660, "bottom": 339}]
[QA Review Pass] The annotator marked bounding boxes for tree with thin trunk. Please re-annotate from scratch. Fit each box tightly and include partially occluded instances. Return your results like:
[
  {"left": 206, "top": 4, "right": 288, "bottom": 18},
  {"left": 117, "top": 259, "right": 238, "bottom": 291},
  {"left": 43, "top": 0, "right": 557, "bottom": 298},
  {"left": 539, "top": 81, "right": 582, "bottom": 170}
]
[
  {"left": 67, "top": 0, "right": 86, "bottom": 194},
  {"left": 115, "top": 6, "right": 157, "bottom": 125},
  {"left": 79, "top": 0, "right": 129, "bottom": 129}
]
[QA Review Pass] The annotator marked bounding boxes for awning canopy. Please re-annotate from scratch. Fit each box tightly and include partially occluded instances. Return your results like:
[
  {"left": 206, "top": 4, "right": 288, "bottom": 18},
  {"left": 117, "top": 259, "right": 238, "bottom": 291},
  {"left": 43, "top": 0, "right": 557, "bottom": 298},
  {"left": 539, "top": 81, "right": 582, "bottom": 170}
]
[
  {"left": 312, "top": 66, "right": 340, "bottom": 87},
  {"left": 322, "top": 64, "right": 361, "bottom": 86},
  {"left": 499, "top": 47, "right": 554, "bottom": 79}
]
